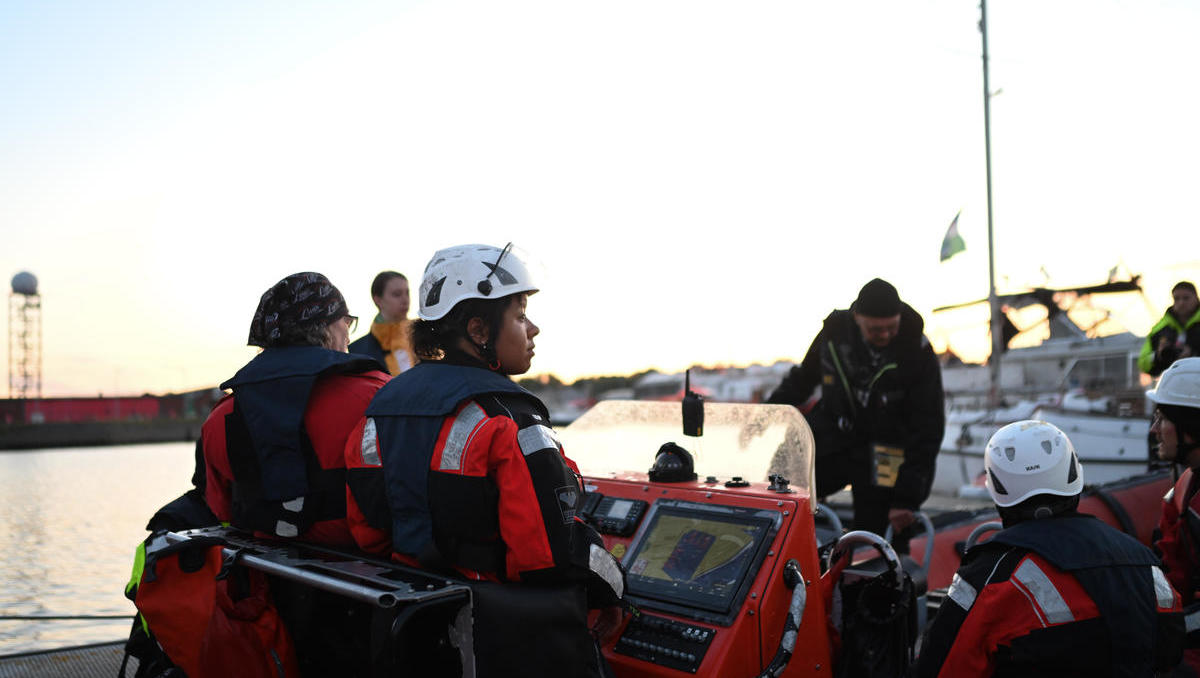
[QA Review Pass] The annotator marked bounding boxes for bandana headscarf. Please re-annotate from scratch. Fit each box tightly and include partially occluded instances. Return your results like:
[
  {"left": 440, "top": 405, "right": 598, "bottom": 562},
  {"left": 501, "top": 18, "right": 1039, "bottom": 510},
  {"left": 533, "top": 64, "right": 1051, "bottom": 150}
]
[{"left": 248, "top": 272, "right": 348, "bottom": 348}]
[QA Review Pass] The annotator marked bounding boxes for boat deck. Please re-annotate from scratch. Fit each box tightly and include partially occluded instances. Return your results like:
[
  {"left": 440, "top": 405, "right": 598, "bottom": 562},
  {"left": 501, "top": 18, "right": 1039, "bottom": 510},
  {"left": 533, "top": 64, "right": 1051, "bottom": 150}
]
[{"left": 0, "top": 641, "right": 134, "bottom": 678}]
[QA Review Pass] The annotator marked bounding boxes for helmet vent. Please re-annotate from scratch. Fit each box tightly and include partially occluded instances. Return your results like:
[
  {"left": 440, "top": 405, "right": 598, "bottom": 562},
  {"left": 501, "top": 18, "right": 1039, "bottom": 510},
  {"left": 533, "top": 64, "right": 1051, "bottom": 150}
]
[
  {"left": 989, "top": 469, "right": 1009, "bottom": 495},
  {"left": 1041, "top": 440, "right": 1053, "bottom": 455},
  {"left": 425, "top": 277, "right": 446, "bottom": 308},
  {"left": 1004, "top": 446, "right": 1016, "bottom": 462},
  {"left": 1067, "top": 452, "right": 1079, "bottom": 484},
  {"left": 486, "top": 263, "right": 518, "bottom": 286}
]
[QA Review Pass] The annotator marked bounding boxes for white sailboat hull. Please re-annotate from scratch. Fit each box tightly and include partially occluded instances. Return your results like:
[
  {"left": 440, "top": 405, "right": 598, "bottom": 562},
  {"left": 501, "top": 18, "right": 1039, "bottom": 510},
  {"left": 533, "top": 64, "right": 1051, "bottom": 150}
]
[{"left": 934, "top": 406, "right": 1153, "bottom": 497}]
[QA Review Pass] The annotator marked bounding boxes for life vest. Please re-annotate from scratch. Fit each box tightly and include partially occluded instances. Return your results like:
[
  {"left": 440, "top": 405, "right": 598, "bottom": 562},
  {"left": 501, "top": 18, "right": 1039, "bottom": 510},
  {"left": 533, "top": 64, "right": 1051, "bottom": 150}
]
[
  {"left": 1161, "top": 469, "right": 1200, "bottom": 600},
  {"left": 363, "top": 361, "right": 540, "bottom": 556},
  {"left": 986, "top": 514, "right": 1170, "bottom": 677},
  {"left": 220, "top": 346, "right": 384, "bottom": 538},
  {"left": 130, "top": 533, "right": 300, "bottom": 678}
]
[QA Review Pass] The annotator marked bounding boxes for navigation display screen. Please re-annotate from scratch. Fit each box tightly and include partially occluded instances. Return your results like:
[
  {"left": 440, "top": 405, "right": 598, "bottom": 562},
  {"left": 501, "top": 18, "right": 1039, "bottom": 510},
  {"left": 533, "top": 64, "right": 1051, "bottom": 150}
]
[{"left": 624, "top": 501, "right": 778, "bottom": 614}]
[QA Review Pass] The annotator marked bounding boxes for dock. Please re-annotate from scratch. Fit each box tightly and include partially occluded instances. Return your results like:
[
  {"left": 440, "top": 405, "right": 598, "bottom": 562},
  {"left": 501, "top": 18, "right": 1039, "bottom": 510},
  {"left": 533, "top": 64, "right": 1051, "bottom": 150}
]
[{"left": 0, "top": 641, "right": 134, "bottom": 678}]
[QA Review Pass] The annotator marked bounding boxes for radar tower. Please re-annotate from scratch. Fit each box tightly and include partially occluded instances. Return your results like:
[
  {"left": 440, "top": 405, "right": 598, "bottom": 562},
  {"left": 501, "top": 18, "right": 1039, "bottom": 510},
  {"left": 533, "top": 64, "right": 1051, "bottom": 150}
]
[{"left": 9, "top": 271, "right": 42, "bottom": 399}]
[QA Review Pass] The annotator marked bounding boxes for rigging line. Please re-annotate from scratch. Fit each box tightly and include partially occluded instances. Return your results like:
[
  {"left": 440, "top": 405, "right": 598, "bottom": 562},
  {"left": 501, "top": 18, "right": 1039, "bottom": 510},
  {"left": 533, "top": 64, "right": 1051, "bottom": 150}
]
[{"left": 0, "top": 614, "right": 134, "bottom": 621}]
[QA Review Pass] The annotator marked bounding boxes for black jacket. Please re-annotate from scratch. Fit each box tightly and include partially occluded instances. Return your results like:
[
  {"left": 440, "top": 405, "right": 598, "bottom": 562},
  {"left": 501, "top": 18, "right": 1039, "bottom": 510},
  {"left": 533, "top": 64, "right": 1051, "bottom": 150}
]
[
  {"left": 348, "top": 332, "right": 387, "bottom": 367},
  {"left": 767, "top": 303, "right": 945, "bottom": 509}
]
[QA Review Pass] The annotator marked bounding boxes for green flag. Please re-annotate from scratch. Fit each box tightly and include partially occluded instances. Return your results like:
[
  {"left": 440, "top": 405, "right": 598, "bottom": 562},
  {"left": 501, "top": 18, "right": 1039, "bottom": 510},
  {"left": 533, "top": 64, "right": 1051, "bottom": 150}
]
[{"left": 940, "top": 211, "right": 965, "bottom": 262}]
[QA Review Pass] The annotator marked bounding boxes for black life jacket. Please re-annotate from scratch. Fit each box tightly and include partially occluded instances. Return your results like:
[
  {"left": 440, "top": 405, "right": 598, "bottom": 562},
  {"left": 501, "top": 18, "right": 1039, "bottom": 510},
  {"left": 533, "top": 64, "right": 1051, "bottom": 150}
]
[
  {"left": 220, "top": 346, "right": 383, "bottom": 537},
  {"left": 364, "top": 360, "right": 541, "bottom": 556},
  {"left": 985, "top": 514, "right": 1162, "bottom": 677}
]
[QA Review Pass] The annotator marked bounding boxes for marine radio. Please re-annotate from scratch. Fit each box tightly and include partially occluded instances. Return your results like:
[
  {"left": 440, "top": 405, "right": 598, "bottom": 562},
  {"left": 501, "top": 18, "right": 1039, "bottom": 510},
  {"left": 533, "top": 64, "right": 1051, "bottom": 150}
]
[{"left": 581, "top": 492, "right": 648, "bottom": 537}]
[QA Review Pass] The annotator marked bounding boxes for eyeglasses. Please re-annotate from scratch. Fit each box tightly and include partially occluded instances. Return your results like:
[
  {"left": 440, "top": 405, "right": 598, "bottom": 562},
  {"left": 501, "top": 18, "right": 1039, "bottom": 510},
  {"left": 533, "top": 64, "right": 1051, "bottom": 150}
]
[{"left": 344, "top": 315, "right": 358, "bottom": 333}]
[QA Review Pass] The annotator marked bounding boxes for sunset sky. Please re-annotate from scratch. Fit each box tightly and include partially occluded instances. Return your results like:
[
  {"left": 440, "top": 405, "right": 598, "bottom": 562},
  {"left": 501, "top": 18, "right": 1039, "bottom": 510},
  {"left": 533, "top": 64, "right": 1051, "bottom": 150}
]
[{"left": 3, "top": 0, "right": 1197, "bottom": 397}]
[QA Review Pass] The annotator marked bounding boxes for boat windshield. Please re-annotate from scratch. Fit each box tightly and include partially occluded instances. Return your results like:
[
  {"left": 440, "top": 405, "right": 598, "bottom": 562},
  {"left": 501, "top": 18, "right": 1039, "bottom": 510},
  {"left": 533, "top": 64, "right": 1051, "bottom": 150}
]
[{"left": 559, "top": 401, "right": 815, "bottom": 509}]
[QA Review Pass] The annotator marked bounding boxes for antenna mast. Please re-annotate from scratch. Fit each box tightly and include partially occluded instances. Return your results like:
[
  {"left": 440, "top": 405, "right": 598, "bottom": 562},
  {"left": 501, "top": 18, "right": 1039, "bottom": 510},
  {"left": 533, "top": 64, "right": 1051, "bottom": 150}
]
[{"left": 981, "top": 0, "right": 1002, "bottom": 408}]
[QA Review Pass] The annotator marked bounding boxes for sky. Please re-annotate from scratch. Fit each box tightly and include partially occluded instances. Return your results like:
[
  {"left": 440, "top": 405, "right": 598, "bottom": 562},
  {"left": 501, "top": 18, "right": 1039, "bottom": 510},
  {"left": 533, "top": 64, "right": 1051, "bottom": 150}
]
[{"left": 2, "top": 0, "right": 1198, "bottom": 397}]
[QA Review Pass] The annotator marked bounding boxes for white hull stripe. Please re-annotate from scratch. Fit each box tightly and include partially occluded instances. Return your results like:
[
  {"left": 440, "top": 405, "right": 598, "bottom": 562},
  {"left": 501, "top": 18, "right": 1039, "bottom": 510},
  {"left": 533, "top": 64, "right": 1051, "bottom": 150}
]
[
  {"left": 589, "top": 544, "right": 624, "bottom": 599},
  {"left": 361, "top": 418, "right": 380, "bottom": 466},
  {"left": 441, "top": 403, "right": 487, "bottom": 471},
  {"left": 947, "top": 573, "right": 978, "bottom": 611},
  {"left": 1152, "top": 566, "right": 1176, "bottom": 609},
  {"left": 518, "top": 424, "right": 559, "bottom": 457},
  {"left": 1014, "top": 559, "right": 1074, "bottom": 625}
]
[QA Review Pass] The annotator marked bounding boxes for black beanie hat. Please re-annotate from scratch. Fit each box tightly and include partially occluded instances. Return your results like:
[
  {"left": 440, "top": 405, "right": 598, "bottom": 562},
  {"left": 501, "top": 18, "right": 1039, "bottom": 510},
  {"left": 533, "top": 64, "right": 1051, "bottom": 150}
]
[{"left": 852, "top": 278, "right": 902, "bottom": 317}]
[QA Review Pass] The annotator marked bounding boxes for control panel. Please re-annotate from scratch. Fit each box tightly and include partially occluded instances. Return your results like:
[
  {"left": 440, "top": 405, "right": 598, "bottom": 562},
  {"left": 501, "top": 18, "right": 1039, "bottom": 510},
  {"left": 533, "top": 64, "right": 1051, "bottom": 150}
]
[{"left": 614, "top": 613, "right": 714, "bottom": 674}]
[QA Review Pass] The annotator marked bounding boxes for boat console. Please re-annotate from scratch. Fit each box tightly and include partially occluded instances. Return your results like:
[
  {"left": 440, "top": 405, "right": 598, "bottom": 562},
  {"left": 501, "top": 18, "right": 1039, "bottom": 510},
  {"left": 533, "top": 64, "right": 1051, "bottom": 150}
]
[{"left": 563, "top": 400, "right": 835, "bottom": 677}]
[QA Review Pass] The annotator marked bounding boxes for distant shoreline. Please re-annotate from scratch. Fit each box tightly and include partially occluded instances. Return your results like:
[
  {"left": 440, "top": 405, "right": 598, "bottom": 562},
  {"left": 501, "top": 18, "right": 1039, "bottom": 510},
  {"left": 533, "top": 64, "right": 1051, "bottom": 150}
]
[{"left": 0, "top": 419, "right": 202, "bottom": 451}]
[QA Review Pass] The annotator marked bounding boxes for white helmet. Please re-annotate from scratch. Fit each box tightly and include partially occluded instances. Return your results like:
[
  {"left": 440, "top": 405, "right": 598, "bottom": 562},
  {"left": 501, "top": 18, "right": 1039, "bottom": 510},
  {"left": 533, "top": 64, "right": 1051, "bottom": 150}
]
[
  {"left": 1146, "top": 357, "right": 1200, "bottom": 409},
  {"left": 984, "top": 420, "right": 1083, "bottom": 507},
  {"left": 417, "top": 243, "right": 539, "bottom": 321}
]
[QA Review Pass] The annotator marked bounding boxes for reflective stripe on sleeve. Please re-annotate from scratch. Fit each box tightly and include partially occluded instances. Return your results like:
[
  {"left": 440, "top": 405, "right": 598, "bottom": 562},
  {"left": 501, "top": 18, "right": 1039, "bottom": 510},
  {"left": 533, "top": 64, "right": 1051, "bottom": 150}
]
[
  {"left": 947, "top": 572, "right": 977, "bottom": 611},
  {"left": 1186, "top": 609, "right": 1200, "bottom": 634},
  {"left": 440, "top": 403, "right": 487, "bottom": 471},
  {"left": 1152, "top": 566, "right": 1176, "bottom": 609},
  {"left": 517, "top": 424, "right": 559, "bottom": 457},
  {"left": 1013, "top": 559, "right": 1074, "bottom": 625},
  {"left": 360, "top": 418, "right": 380, "bottom": 466},
  {"left": 589, "top": 543, "right": 624, "bottom": 599}
]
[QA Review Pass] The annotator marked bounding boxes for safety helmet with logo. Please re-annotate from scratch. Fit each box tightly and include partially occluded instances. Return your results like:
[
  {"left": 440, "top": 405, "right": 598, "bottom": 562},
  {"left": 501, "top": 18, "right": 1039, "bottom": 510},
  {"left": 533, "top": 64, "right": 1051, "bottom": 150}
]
[
  {"left": 1146, "top": 357, "right": 1200, "bottom": 409},
  {"left": 984, "top": 420, "right": 1083, "bottom": 507},
  {"left": 418, "top": 243, "right": 540, "bottom": 321}
]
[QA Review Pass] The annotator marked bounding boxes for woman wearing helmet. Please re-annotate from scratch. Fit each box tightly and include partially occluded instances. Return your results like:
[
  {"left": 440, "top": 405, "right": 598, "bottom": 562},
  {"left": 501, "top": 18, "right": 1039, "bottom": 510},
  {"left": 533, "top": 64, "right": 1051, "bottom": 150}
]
[
  {"left": 916, "top": 420, "right": 1183, "bottom": 677},
  {"left": 344, "top": 244, "right": 624, "bottom": 678},
  {"left": 1150, "top": 357, "right": 1200, "bottom": 674}
]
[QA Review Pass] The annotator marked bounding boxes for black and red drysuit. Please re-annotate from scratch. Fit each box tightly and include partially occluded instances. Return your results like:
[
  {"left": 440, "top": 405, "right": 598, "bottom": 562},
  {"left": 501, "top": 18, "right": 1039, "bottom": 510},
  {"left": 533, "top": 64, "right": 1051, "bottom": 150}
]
[
  {"left": 344, "top": 354, "right": 624, "bottom": 678},
  {"left": 916, "top": 513, "right": 1183, "bottom": 677}
]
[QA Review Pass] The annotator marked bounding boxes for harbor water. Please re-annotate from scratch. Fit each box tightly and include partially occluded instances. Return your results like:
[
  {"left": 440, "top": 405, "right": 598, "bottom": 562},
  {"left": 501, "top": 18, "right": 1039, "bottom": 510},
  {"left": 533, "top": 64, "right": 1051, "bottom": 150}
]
[{"left": 0, "top": 441, "right": 195, "bottom": 656}]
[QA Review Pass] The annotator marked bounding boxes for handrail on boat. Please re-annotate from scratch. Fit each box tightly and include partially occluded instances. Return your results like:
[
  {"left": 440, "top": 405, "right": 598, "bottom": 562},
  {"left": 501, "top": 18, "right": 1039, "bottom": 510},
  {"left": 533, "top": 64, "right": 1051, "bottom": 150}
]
[{"left": 964, "top": 521, "right": 1003, "bottom": 551}]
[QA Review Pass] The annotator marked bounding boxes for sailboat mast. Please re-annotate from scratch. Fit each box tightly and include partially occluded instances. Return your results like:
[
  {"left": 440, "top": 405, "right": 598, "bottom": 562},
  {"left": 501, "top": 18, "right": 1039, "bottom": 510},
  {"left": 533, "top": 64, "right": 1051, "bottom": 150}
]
[{"left": 980, "top": 0, "right": 1002, "bottom": 408}]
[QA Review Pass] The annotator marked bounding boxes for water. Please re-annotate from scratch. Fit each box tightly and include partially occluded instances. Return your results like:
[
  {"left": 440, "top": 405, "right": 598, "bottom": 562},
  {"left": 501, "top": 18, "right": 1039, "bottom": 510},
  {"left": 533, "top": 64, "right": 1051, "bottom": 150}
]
[{"left": 0, "top": 442, "right": 195, "bottom": 655}]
